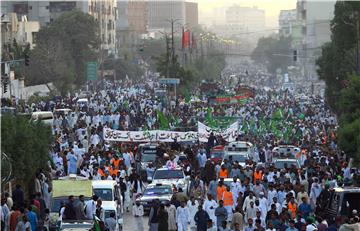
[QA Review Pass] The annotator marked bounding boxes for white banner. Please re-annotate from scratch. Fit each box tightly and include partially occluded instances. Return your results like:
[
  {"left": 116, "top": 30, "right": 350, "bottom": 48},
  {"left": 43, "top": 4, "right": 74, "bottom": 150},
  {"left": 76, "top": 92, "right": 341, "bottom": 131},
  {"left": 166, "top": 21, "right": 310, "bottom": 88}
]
[
  {"left": 198, "top": 121, "right": 239, "bottom": 142},
  {"left": 103, "top": 128, "right": 198, "bottom": 142}
]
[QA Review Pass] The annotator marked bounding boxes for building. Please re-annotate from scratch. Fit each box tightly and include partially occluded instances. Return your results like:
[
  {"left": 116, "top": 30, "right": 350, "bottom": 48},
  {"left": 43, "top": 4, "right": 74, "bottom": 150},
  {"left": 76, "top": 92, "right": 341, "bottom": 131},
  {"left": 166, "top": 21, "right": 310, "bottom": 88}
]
[
  {"left": 279, "top": 9, "right": 297, "bottom": 37},
  {"left": 296, "top": 0, "right": 335, "bottom": 81},
  {"left": 225, "top": 5, "right": 265, "bottom": 33},
  {"left": 1, "top": 1, "right": 89, "bottom": 27},
  {"left": 1, "top": 13, "right": 39, "bottom": 49},
  {"left": 116, "top": 0, "right": 147, "bottom": 54},
  {"left": 147, "top": 0, "right": 198, "bottom": 31},
  {"left": 88, "top": 0, "right": 118, "bottom": 55},
  {"left": 185, "top": 1, "right": 198, "bottom": 29},
  {"left": 1, "top": 1, "right": 117, "bottom": 55}
]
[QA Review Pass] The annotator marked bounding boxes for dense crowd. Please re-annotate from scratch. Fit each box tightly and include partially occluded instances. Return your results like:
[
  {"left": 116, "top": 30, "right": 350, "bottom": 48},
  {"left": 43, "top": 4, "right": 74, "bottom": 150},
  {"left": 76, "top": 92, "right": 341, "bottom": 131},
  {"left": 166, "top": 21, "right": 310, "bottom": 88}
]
[{"left": 1, "top": 61, "right": 359, "bottom": 231}]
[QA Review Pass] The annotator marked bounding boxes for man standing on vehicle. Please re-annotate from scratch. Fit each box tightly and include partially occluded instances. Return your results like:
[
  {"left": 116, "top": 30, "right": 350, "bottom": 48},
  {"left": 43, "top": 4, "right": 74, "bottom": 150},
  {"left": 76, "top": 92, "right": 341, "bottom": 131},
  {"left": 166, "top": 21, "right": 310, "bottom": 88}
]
[
  {"left": 74, "top": 195, "right": 87, "bottom": 220},
  {"left": 85, "top": 195, "right": 98, "bottom": 219}
]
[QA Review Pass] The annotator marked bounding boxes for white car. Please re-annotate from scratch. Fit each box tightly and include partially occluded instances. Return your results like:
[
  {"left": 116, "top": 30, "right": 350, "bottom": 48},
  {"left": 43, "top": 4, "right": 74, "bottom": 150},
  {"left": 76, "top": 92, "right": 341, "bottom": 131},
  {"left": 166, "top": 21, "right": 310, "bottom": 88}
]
[
  {"left": 136, "top": 183, "right": 174, "bottom": 212},
  {"left": 152, "top": 167, "right": 189, "bottom": 193},
  {"left": 272, "top": 145, "right": 300, "bottom": 158},
  {"left": 222, "top": 141, "right": 254, "bottom": 166},
  {"left": 273, "top": 158, "right": 301, "bottom": 169}
]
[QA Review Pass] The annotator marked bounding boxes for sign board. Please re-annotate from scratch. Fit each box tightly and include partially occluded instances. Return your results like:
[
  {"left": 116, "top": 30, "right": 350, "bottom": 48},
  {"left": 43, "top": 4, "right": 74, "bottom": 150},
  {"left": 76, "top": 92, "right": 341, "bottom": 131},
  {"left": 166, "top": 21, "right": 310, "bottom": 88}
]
[
  {"left": 86, "top": 61, "right": 98, "bottom": 81},
  {"left": 159, "top": 78, "right": 180, "bottom": 85}
]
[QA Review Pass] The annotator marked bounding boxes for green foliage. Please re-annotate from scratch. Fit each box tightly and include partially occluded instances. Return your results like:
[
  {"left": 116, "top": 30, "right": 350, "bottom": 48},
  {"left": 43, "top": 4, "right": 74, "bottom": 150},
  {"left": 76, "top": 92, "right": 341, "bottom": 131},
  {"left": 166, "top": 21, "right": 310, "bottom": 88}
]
[
  {"left": 155, "top": 48, "right": 225, "bottom": 94},
  {"left": 26, "top": 10, "right": 99, "bottom": 95},
  {"left": 251, "top": 36, "right": 292, "bottom": 73},
  {"left": 1, "top": 115, "right": 52, "bottom": 189},
  {"left": 338, "top": 118, "right": 360, "bottom": 162},
  {"left": 104, "top": 59, "right": 144, "bottom": 80},
  {"left": 317, "top": 1, "right": 360, "bottom": 110},
  {"left": 336, "top": 76, "right": 360, "bottom": 162}
]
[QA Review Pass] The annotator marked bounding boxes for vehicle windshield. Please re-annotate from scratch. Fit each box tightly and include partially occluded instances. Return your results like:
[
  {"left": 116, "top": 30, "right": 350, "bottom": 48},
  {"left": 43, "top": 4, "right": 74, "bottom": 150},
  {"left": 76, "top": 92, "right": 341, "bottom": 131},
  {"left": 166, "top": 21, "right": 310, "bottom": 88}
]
[
  {"left": 211, "top": 151, "right": 224, "bottom": 158},
  {"left": 142, "top": 154, "right": 156, "bottom": 162},
  {"left": 340, "top": 192, "right": 360, "bottom": 216},
  {"left": 105, "top": 210, "right": 116, "bottom": 219},
  {"left": 153, "top": 170, "right": 184, "bottom": 179},
  {"left": 227, "top": 147, "right": 248, "bottom": 152},
  {"left": 93, "top": 188, "right": 113, "bottom": 201},
  {"left": 274, "top": 161, "right": 298, "bottom": 169},
  {"left": 144, "top": 186, "right": 172, "bottom": 195},
  {"left": 224, "top": 154, "right": 247, "bottom": 162}
]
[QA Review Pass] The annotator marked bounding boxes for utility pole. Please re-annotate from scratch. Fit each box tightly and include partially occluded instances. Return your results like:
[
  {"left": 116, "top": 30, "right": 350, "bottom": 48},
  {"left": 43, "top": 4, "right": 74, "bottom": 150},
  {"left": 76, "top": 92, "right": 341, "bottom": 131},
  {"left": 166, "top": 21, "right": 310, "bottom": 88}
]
[
  {"left": 356, "top": 15, "right": 360, "bottom": 75},
  {"left": 165, "top": 34, "right": 170, "bottom": 79}
]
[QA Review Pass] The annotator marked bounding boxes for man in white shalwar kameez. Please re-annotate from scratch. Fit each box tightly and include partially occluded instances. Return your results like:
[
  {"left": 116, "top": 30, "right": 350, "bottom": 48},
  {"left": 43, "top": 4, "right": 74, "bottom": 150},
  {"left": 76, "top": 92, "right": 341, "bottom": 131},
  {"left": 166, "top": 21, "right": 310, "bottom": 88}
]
[
  {"left": 176, "top": 201, "right": 190, "bottom": 231},
  {"left": 203, "top": 194, "right": 218, "bottom": 227},
  {"left": 187, "top": 197, "right": 199, "bottom": 231}
]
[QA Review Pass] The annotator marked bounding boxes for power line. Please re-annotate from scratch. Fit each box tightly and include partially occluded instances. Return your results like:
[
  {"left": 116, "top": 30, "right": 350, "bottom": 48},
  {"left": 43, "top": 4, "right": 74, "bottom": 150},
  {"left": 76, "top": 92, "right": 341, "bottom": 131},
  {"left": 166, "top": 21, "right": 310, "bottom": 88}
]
[{"left": 209, "top": 21, "right": 330, "bottom": 36}]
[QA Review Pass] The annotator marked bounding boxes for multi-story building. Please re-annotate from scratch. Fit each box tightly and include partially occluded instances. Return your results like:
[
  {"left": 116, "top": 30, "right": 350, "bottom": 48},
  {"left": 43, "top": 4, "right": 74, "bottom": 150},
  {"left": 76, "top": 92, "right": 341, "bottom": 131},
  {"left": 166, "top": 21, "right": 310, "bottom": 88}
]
[
  {"left": 279, "top": 9, "right": 297, "bottom": 37},
  {"left": 1, "top": 1, "right": 88, "bottom": 27},
  {"left": 116, "top": 0, "right": 147, "bottom": 54},
  {"left": 185, "top": 1, "right": 198, "bottom": 29},
  {"left": 1, "top": 1, "right": 117, "bottom": 55},
  {"left": 296, "top": 0, "right": 335, "bottom": 81},
  {"left": 147, "top": 0, "right": 198, "bottom": 31},
  {"left": 88, "top": 0, "right": 117, "bottom": 55},
  {"left": 225, "top": 5, "right": 265, "bottom": 32}
]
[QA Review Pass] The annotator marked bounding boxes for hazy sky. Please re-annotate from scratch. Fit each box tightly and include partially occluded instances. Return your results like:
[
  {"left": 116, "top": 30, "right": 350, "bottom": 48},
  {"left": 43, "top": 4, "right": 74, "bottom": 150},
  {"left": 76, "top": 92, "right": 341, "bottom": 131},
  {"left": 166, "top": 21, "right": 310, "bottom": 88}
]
[{"left": 197, "top": 0, "right": 297, "bottom": 28}]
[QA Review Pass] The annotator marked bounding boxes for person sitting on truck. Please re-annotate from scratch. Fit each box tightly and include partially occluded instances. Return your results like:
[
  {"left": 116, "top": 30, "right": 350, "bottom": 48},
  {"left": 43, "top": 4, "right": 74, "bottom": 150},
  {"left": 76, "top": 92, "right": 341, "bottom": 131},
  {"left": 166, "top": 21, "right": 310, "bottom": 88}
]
[{"left": 63, "top": 196, "right": 76, "bottom": 220}]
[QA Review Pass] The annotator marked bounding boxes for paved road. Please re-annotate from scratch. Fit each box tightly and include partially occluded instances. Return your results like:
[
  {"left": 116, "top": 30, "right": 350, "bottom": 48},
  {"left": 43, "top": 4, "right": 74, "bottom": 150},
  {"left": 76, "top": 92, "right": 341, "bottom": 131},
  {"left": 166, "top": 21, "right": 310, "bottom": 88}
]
[{"left": 122, "top": 206, "right": 149, "bottom": 231}]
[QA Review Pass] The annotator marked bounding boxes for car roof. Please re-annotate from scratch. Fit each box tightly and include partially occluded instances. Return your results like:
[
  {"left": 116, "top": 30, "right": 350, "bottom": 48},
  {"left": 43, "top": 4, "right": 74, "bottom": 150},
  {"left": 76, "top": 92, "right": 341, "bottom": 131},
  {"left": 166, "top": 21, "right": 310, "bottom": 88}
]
[
  {"left": 147, "top": 183, "right": 173, "bottom": 188},
  {"left": 101, "top": 201, "right": 116, "bottom": 210},
  {"left": 156, "top": 167, "right": 183, "bottom": 171},
  {"left": 92, "top": 180, "right": 117, "bottom": 188},
  {"left": 226, "top": 141, "right": 253, "bottom": 147},
  {"left": 333, "top": 187, "right": 360, "bottom": 193}
]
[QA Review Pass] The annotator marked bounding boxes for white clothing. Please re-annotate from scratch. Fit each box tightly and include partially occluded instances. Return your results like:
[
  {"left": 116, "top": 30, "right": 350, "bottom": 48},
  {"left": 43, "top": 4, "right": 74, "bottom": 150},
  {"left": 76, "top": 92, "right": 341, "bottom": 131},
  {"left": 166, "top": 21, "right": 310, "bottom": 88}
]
[
  {"left": 132, "top": 205, "right": 144, "bottom": 217},
  {"left": 187, "top": 200, "right": 199, "bottom": 228},
  {"left": 85, "top": 200, "right": 97, "bottom": 219},
  {"left": 176, "top": 206, "right": 190, "bottom": 231},
  {"left": 203, "top": 199, "right": 218, "bottom": 226}
]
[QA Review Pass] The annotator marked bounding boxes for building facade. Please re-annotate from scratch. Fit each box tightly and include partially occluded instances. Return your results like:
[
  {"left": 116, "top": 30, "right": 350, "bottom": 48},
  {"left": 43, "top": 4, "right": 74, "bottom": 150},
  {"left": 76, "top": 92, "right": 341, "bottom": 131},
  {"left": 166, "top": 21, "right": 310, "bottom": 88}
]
[
  {"left": 147, "top": 0, "right": 198, "bottom": 31},
  {"left": 116, "top": 0, "right": 147, "bottom": 55},
  {"left": 2, "top": 0, "right": 117, "bottom": 55},
  {"left": 225, "top": 5, "right": 265, "bottom": 32},
  {"left": 279, "top": 9, "right": 297, "bottom": 37},
  {"left": 88, "top": 0, "right": 118, "bottom": 55},
  {"left": 296, "top": 0, "right": 335, "bottom": 81}
]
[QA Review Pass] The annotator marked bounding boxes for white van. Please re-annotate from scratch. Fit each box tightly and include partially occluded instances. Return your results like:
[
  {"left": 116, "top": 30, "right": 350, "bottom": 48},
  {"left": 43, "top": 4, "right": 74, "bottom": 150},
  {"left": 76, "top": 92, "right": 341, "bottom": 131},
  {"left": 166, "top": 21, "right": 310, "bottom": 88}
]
[
  {"left": 92, "top": 180, "right": 123, "bottom": 213},
  {"left": 222, "top": 141, "right": 254, "bottom": 166},
  {"left": 31, "top": 111, "right": 54, "bottom": 126}
]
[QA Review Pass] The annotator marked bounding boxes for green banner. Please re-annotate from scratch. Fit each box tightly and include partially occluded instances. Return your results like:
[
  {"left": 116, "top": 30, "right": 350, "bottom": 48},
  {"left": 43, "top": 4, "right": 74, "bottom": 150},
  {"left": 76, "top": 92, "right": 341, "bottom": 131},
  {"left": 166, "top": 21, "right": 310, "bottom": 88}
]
[{"left": 86, "top": 61, "right": 98, "bottom": 81}]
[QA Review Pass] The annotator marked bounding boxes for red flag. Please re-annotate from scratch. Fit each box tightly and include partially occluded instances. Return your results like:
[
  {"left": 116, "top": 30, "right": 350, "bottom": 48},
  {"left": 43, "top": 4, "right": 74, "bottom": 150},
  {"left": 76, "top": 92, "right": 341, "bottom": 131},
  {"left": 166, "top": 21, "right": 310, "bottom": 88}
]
[{"left": 182, "top": 30, "right": 190, "bottom": 48}]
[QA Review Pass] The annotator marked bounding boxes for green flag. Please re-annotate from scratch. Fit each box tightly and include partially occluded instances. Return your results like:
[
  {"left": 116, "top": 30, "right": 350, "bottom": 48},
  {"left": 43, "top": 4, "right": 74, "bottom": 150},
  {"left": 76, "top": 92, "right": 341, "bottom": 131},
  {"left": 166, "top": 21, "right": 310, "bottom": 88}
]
[
  {"left": 184, "top": 89, "right": 191, "bottom": 103},
  {"left": 272, "top": 108, "right": 283, "bottom": 120},
  {"left": 205, "top": 107, "right": 217, "bottom": 128},
  {"left": 156, "top": 110, "right": 169, "bottom": 130}
]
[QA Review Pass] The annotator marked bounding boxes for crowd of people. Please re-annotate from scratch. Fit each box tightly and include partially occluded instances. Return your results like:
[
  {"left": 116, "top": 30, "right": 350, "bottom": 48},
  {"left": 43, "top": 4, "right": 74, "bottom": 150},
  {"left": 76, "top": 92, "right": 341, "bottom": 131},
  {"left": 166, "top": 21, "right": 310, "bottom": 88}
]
[{"left": 1, "top": 59, "right": 359, "bottom": 231}]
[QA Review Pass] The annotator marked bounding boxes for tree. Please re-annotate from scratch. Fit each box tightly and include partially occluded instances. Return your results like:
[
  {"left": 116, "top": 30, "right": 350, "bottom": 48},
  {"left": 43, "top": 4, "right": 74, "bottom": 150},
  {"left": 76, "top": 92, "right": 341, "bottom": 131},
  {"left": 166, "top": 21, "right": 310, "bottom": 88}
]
[
  {"left": 251, "top": 35, "right": 292, "bottom": 73},
  {"left": 1, "top": 115, "right": 52, "bottom": 192},
  {"left": 336, "top": 75, "right": 360, "bottom": 163},
  {"left": 316, "top": 1, "right": 360, "bottom": 111},
  {"left": 26, "top": 10, "right": 99, "bottom": 94}
]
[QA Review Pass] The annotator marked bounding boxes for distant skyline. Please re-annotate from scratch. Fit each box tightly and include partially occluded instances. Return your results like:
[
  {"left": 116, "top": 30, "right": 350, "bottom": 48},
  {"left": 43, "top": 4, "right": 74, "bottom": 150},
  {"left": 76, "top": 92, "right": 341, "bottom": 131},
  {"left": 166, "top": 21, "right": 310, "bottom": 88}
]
[{"left": 196, "top": 0, "right": 297, "bottom": 28}]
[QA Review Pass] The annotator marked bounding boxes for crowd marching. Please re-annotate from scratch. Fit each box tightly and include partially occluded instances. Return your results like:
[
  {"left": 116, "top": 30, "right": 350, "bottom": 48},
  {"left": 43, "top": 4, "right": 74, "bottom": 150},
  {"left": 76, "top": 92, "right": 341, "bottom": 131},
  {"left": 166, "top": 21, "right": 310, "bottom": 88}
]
[{"left": 1, "top": 60, "right": 359, "bottom": 231}]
